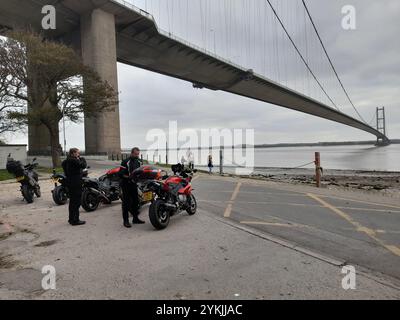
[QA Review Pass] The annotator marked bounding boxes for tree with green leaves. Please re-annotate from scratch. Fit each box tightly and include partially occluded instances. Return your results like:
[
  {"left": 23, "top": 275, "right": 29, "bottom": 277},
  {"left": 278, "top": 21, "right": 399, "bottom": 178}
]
[{"left": 0, "top": 31, "right": 118, "bottom": 167}]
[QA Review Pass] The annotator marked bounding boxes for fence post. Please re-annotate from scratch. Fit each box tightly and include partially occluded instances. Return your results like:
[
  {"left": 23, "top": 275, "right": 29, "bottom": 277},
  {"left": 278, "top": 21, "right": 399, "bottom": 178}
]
[
  {"left": 166, "top": 142, "right": 169, "bottom": 165},
  {"left": 219, "top": 148, "right": 223, "bottom": 175},
  {"left": 315, "top": 152, "right": 321, "bottom": 188}
]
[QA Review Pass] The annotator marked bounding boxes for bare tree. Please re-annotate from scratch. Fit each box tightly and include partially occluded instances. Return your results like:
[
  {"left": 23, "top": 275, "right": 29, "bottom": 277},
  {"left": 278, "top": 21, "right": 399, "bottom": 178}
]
[
  {"left": 0, "top": 31, "right": 118, "bottom": 167},
  {"left": 0, "top": 56, "right": 23, "bottom": 137}
]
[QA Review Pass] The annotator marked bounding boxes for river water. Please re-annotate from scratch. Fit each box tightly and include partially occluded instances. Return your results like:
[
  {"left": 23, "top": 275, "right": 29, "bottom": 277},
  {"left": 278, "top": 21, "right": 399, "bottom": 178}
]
[
  {"left": 141, "top": 144, "right": 400, "bottom": 172},
  {"left": 252, "top": 144, "right": 400, "bottom": 172}
]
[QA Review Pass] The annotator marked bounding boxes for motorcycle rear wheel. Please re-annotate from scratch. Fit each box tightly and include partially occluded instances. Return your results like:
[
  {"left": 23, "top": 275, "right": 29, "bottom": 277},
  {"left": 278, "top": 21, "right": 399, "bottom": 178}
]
[
  {"left": 82, "top": 189, "right": 100, "bottom": 212},
  {"left": 21, "top": 184, "right": 34, "bottom": 204},
  {"left": 52, "top": 186, "right": 68, "bottom": 205},
  {"left": 149, "top": 199, "right": 170, "bottom": 230}
]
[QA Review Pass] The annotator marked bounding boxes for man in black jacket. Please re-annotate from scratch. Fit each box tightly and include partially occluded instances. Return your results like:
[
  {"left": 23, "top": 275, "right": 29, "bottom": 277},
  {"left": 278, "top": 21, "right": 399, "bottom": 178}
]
[
  {"left": 120, "top": 147, "right": 144, "bottom": 228},
  {"left": 62, "top": 148, "right": 87, "bottom": 226}
]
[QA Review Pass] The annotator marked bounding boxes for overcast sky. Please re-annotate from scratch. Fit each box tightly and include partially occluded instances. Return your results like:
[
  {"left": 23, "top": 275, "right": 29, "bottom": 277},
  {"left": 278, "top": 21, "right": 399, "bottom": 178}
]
[{"left": 4, "top": 0, "right": 400, "bottom": 150}]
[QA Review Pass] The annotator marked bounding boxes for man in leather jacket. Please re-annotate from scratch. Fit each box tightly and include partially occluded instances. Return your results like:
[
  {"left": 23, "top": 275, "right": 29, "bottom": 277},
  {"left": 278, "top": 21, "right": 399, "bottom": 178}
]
[
  {"left": 62, "top": 148, "right": 87, "bottom": 226},
  {"left": 119, "top": 147, "right": 144, "bottom": 228}
]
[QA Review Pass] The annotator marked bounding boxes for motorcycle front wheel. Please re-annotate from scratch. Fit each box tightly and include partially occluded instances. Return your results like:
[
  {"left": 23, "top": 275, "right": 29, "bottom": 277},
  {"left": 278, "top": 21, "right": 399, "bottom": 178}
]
[
  {"left": 149, "top": 199, "right": 170, "bottom": 230},
  {"left": 52, "top": 185, "right": 68, "bottom": 205},
  {"left": 186, "top": 194, "right": 197, "bottom": 215},
  {"left": 81, "top": 189, "right": 100, "bottom": 212},
  {"left": 21, "top": 184, "right": 34, "bottom": 204}
]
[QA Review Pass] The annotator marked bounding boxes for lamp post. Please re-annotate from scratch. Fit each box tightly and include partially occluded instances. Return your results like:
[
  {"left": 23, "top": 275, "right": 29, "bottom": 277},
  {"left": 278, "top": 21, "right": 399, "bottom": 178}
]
[{"left": 62, "top": 108, "right": 66, "bottom": 156}]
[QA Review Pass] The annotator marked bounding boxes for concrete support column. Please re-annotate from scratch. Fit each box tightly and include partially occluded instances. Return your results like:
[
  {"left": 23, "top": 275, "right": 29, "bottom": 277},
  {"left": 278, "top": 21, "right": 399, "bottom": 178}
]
[
  {"left": 27, "top": 70, "right": 51, "bottom": 156},
  {"left": 28, "top": 123, "right": 51, "bottom": 156},
  {"left": 80, "top": 8, "right": 121, "bottom": 155}
]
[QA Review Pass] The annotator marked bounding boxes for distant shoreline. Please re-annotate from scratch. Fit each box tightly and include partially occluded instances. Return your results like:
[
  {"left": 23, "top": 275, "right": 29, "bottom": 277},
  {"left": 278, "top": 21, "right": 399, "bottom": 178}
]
[
  {"left": 130, "top": 139, "right": 400, "bottom": 152},
  {"left": 253, "top": 139, "right": 400, "bottom": 149}
]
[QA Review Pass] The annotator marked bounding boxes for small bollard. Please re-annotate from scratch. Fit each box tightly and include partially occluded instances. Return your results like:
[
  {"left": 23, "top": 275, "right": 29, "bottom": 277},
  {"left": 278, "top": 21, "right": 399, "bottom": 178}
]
[
  {"left": 315, "top": 152, "right": 321, "bottom": 188},
  {"left": 219, "top": 149, "right": 223, "bottom": 175}
]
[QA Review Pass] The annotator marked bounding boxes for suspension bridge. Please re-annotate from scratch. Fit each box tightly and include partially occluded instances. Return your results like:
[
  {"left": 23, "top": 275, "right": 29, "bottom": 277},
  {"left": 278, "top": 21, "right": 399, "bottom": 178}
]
[{"left": 0, "top": 0, "right": 390, "bottom": 155}]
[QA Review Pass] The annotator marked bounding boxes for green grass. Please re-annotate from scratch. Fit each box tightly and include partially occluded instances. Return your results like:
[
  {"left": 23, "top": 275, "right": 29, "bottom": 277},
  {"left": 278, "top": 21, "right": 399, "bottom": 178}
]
[
  {"left": 0, "top": 167, "right": 63, "bottom": 181},
  {"left": 0, "top": 169, "right": 14, "bottom": 181},
  {"left": 37, "top": 167, "right": 63, "bottom": 175}
]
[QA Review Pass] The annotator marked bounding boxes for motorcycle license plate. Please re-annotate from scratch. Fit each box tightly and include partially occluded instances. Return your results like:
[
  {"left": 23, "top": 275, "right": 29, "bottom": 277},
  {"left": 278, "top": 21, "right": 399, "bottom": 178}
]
[
  {"left": 16, "top": 176, "right": 24, "bottom": 182},
  {"left": 142, "top": 191, "right": 153, "bottom": 202}
]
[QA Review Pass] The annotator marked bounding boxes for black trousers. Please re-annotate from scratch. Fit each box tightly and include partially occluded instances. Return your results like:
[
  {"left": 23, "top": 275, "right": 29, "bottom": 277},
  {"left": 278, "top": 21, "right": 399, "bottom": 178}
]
[
  {"left": 121, "top": 182, "right": 139, "bottom": 223},
  {"left": 68, "top": 180, "right": 82, "bottom": 223}
]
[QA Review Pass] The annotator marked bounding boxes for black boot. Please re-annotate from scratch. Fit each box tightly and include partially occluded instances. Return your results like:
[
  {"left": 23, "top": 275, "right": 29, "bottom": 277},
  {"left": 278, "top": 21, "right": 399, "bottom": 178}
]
[
  {"left": 124, "top": 221, "right": 132, "bottom": 228},
  {"left": 132, "top": 216, "right": 145, "bottom": 224},
  {"left": 70, "top": 220, "right": 86, "bottom": 226}
]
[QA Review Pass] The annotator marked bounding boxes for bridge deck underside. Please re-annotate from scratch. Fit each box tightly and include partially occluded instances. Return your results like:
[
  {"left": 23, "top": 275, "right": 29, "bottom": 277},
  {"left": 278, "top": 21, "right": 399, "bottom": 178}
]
[{"left": 0, "top": 0, "right": 387, "bottom": 140}]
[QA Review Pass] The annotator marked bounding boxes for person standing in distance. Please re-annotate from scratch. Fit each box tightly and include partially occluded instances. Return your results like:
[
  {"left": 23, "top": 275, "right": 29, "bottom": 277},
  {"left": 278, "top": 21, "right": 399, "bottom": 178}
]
[
  {"left": 120, "top": 147, "right": 145, "bottom": 228},
  {"left": 208, "top": 154, "right": 213, "bottom": 174},
  {"left": 62, "top": 148, "right": 87, "bottom": 226}
]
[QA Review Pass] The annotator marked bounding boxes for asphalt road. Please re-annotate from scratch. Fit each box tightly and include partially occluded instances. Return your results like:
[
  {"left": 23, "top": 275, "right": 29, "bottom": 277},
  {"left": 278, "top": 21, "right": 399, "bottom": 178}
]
[{"left": 194, "top": 174, "right": 400, "bottom": 281}]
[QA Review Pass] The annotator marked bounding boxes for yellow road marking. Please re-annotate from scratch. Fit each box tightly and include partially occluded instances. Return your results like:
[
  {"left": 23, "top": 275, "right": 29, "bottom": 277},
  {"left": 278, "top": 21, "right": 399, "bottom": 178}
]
[
  {"left": 230, "top": 182, "right": 242, "bottom": 202},
  {"left": 320, "top": 195, "right": 400, "bottom": 210},
  {"left": 241, "top": 221, "right": 298, "bottom": 228},
  {"left": 223, "top": 203, "right": 233, "bottom": 218},
  {"left": 308, "top": 193, "right": 400, "bottom": 257},
  {"left": 223, "top": 182, "right": 242, "bottom": 218},
  {"left": 335, "top": 206, "right": 400, "bottom": 214},
  {"left": 199, "top": 199, "right": 400, "bottom": 214},
  {"left": 214, "top": 191, "right": 308, "bottom": 197}
]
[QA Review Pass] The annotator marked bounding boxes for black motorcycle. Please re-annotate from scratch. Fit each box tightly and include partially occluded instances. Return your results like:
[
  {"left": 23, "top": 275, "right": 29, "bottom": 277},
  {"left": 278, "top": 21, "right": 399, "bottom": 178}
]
[
  {"left": 80, "top": 166, "right": 157, "bottom": 213},
  {"left": 6, "top": 155, "right": 41, "bottom": 203},
  {"left": 81, "top": 167, "right": 122, "bottom": 212},
  {"left": 51, "top": 167, "right": 89, "bottom": 205}
]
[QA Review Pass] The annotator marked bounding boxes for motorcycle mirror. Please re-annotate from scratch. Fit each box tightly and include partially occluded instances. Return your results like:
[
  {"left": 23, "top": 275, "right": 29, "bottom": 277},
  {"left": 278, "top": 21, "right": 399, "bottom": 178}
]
[{"left": 32, "top": 157, "right": 37, "bottom": 162}]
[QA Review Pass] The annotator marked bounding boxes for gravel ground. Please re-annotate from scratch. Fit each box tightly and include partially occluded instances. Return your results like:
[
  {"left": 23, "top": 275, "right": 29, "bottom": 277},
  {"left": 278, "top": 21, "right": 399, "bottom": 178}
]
[{"left": 1, "top": 172, "right": 400, "bottom": 300}]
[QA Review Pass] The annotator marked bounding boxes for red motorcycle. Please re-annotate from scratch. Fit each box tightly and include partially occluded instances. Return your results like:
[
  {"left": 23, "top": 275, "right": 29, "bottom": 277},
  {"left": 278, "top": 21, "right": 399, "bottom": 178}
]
[{"left": 146, "top": 164, "right": 197, "bottom": 230}]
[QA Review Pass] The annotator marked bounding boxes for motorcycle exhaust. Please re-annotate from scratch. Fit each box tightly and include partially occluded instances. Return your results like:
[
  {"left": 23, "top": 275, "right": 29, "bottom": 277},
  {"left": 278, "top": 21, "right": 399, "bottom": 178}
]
[
  {"left": 88, "top": 187, "right": 111, "bottom": 203},
  {"left": 162, "top": 203, "right": 177, "bottom": 211}
]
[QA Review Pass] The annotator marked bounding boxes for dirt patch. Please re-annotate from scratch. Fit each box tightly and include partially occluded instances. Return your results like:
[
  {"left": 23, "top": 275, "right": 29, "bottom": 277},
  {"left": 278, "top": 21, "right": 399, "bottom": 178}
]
[
  {"left": 34, "top": 240, "right": 58, "bottom": 248},
  {"left": 0, "top": 268, "right": 44, "bottom": 294},
  {"left": 0, "top": 254, "right": 17, "bottom": 269},
  {"left": 0, "top": 232, "right": 13, "bottom": 241}
]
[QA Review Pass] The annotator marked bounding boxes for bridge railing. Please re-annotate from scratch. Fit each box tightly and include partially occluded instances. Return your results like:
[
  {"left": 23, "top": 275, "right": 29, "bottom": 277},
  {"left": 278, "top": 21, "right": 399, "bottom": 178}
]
[{"left": 111, "top": 0, "right": 247, "bottom": 73}]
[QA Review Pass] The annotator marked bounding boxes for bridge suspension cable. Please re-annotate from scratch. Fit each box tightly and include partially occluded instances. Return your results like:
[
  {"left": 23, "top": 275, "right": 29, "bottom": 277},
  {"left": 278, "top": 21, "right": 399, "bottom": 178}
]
[
  {"left": 264, "top": 0, "right": 340, "bottom": 112},
  {"left": 301, "top": 0, "right": 367, "bottom": 124}
]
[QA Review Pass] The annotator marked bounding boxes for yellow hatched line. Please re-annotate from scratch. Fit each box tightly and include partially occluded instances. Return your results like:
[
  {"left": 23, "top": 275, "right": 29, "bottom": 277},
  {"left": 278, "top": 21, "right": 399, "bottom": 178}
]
[
  {"left": 307, "top": 193, "right": 400, "bottom": 257},
  {"left": 224, "top": 182, "right": 242, "bottom": 218}
]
